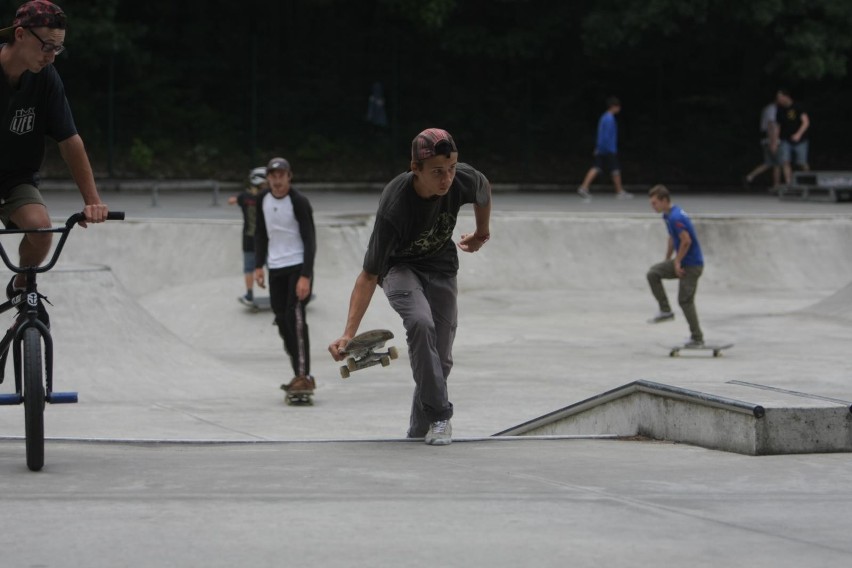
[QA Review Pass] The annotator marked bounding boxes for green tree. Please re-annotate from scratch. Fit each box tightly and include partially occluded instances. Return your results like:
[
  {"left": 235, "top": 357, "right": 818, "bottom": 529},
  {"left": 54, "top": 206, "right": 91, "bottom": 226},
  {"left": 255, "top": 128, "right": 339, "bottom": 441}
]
[{"left": 582, "top": 0, "right": 852, "bottom": 81}]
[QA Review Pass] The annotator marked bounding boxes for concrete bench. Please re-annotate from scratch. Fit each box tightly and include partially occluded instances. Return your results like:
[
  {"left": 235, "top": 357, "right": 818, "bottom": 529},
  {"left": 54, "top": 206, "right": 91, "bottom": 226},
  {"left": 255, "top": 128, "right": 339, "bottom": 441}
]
[{"left": 779, "top": 171, "right": 852, "bottom": 202}]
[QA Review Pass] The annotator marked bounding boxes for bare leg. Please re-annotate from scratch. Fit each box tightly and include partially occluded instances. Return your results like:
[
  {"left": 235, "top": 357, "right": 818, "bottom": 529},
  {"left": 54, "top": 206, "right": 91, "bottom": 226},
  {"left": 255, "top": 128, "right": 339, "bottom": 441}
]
[
  {"left": 243, "top": 272, "right": 254, "bottom": 294},
  {"left": 8, "top": 203, "right": 52, "bottom": 289},
  {"left": 745, "top": 163, "right": 769, "bottom": 182},
  {"left": 579, "top": 167, "right": 598, "bottom": 190},
  {"left": 612, "top": 172, "right": 625, "bottom": 194},
  {"left": 782, "top": 162, "right": 792, "bottom": 185}
]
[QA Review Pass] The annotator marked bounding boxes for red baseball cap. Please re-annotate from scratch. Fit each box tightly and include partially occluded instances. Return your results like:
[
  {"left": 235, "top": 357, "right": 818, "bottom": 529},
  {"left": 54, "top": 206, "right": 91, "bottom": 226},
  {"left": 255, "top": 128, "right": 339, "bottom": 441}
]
[
  {"left": 0, "top": 1, "right": 66, "bottom": 38},
  {"left": 411, "top": 128, "right": 457, "bottom": 161}
]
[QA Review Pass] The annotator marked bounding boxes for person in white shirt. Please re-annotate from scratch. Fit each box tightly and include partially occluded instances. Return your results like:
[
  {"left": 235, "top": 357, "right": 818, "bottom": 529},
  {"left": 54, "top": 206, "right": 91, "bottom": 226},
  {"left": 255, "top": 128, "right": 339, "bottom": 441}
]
[
  {"left": 743, "top": 100, "right": 780, "bottom": 190},
  {"left": 254, "top": 157, "right": 316, "bottom": 396}
]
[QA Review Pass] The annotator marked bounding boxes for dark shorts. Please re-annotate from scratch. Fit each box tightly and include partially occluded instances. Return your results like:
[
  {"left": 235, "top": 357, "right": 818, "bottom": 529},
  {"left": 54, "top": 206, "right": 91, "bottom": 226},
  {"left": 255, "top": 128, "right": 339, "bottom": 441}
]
[
  {"left": 0, "top": 184, "right": 47, "bottom": 228},
  {"left": 593, "top": 153, "right": 620, "bottom": 174},
  {"left": 242, "top": 251, "right": 256, "bottom": 274}
]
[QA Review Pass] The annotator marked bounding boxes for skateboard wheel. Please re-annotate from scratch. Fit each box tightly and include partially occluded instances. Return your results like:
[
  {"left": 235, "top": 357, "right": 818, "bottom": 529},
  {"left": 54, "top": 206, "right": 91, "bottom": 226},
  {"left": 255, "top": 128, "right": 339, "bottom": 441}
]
[
  {"left": 340, "top": 366, "right": 350, "bottom": 379},
  {"left": 380, "top": 356, "right": 390, "bottom": 367},
  {"left": 388, "top": 346, "right": 399, "bottom": 360},
  {"left": 670, "top": 350, "right": 678, "bottom": 357},
  {"left": 346, "top": 357, "right": 357, "bottom": 372}
]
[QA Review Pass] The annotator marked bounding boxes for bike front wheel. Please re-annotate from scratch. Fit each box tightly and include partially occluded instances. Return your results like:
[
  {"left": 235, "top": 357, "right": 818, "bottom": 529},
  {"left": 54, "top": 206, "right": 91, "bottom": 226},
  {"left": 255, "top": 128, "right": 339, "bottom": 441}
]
[{"left": 23, "top": 327, "right": 44, "bottom": 471}]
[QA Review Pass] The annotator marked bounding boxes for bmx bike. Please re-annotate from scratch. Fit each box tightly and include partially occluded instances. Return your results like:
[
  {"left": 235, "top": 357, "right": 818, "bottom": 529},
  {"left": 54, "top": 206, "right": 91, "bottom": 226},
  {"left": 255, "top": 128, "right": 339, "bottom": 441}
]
[{"left": 0, "top": 211, "right": 124, "bottom": 471}]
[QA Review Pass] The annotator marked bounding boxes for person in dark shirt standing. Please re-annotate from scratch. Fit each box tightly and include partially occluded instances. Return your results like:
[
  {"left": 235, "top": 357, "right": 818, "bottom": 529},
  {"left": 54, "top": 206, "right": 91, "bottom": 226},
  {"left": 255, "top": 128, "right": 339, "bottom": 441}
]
[
  {"left": 0, "top": 0, "right": 109, "bottom": 327},
  {"left": 328, "top": 128, "right": 492, "bottom": 446},
  {"left": 771, "top": 89, "right": 810, "bottom": 186},
  {"left": 254, "top": 157, "right": 317, "bottom": 398},
  {"left": 229, "top": 166, "right": 266, "bottom": 306}
]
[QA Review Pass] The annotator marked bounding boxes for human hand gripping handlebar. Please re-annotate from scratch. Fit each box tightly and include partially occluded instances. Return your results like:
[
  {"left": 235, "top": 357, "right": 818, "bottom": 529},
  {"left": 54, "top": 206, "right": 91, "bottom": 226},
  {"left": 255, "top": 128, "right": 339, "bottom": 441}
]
[
  {"left": 65, "top": 210, "right": 126, "bottom": 227},
  {"left": 0, "top": 211, "right": 126, "bottom": 274}
]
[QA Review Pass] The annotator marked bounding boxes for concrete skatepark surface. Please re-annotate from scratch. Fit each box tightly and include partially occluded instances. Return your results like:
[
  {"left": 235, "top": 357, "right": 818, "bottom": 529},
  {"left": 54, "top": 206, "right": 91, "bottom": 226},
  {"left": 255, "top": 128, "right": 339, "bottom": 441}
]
[{"left": 0, "top": 188, "right": 850, "bottom": 566}]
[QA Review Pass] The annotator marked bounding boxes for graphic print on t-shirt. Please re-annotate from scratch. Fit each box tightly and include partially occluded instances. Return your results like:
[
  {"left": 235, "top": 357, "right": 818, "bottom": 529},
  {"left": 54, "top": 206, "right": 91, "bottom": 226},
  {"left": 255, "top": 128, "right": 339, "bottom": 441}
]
[
  {"left": 9, "top": 107, "right": 35, "bottom": 135},
  {"left": 399, "top": 212, "right": 455, "bottom": 259}
]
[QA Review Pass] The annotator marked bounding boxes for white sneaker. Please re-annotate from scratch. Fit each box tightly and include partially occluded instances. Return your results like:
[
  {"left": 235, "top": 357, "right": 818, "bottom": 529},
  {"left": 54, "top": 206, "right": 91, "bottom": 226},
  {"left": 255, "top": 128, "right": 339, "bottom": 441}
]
[
  {"left": 577, "top": 187, "right": 591, "bottom": 200},
  {"left": 616, "top": 191, "right": 634, "bottom": 199},
  {"left": 647, "top": 311, "right": 675, "bottom": 323},
  {"left": 425, "top": 420, "right": 452, "bottom": 446},
  {"left": 684, "top": 338, "right": 705, "bottom": 348}
]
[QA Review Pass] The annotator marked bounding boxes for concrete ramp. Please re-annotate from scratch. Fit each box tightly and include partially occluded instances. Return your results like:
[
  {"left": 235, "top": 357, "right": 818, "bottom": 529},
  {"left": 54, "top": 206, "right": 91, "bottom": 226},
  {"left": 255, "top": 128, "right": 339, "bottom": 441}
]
[
  {"left": 5, "top": 212, "right": 850, "bottom": 444},
  {"left": 801, "top": 280, "right": 852, "bottom": 320},
  {"left": 496, "top": 380, "right": 852, "bottom": 455}
]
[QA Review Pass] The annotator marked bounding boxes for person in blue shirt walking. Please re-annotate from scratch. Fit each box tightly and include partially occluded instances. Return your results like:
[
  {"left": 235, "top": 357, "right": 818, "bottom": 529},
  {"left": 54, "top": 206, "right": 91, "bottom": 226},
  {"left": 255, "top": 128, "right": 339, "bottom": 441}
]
[
  {"left": 577, "top": 96, "right": 632, "bottom": 200},
  {"left": 646, "top": 184, "right": 704, "bottom": 346}
]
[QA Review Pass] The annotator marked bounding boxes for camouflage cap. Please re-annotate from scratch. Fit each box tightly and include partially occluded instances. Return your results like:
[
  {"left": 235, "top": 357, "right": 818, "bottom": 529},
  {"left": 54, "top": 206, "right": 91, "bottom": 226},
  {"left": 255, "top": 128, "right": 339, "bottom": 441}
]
[
  {"left": 411, "top": 128, "right": 457, "bottom": 161},
  {"left": 0, "top": 1, "right": 66, "bottom": 37}
]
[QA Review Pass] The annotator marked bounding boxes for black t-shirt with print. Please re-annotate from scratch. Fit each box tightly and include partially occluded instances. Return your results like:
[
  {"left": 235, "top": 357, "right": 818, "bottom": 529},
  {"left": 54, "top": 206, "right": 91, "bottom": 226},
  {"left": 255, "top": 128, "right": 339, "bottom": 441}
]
[
  {"left": 775, "top": 102, "right": 807, "bottom": 142},
  {"left": 0, "top": 51, "right": 77, "bottom": 193},
  {"left": 363, "top": 162, "right": 490, "bottom": 278},
  {"left": 237, "top": 190, "right": 260, "bottom": 251}
]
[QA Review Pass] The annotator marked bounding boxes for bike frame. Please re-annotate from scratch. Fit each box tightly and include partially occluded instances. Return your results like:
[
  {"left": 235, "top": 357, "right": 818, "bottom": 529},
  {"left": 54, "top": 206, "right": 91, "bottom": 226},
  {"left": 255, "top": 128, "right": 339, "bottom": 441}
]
[
  {"left": 0, "top": 212, "right": 123, "bottom": 400},
  {"left": 0, "top": 211, "right": 124, "bottom": 471}
]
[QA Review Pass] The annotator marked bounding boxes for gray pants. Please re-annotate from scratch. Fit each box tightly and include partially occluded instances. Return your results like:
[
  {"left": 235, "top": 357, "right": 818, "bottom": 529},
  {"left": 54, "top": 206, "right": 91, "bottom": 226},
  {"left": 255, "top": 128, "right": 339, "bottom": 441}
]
[
  {"left": 647, "top": 260, "right": 704, "bottom": 342},
  {"left": 383, "top": 265, "right": 457, "bottom": 437}
]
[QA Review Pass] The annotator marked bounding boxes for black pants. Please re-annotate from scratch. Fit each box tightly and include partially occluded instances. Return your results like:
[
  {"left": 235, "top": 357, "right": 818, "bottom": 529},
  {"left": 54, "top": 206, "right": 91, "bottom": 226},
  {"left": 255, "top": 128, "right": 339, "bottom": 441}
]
[{"left": 269, "top": 265, "right": 310, "bottom": 377}]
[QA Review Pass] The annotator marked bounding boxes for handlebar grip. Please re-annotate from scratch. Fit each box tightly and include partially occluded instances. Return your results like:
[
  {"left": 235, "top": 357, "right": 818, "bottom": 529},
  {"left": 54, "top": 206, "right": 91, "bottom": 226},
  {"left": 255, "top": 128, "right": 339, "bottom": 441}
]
[{"left": 66, "top": 211, "right": 126, "bottom": 227}]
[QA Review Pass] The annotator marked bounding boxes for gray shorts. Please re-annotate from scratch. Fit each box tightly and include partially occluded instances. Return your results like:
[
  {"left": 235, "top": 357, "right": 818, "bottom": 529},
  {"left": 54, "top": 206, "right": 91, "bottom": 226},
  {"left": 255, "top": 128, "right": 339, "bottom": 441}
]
[
  {"left": 778, "top": 140, "right": 808, "bottom": 165},
  {"left": 0, "top": 184, "right": 47, "bottom": 228},
  {"left": 761, "top": 141, "right": 780, "bottom": 167}
]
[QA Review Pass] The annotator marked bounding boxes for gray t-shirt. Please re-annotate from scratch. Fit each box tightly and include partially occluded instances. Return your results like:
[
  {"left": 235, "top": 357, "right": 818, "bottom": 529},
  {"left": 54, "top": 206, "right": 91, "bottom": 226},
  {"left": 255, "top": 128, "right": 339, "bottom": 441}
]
[{"left": 363, "top": 162, "right": 490, "bottom": 278}]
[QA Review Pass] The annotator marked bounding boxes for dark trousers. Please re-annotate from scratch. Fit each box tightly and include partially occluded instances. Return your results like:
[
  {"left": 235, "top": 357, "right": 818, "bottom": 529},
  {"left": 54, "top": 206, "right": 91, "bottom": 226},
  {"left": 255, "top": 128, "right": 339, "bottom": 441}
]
[
  {"left": 382, "top": 265, "right": 457, "bottom": 437},
  {"left": 647, "top": 260, "right": 704, "bottom": 342},
  {"left": 269, "top": 265, "right": 310, "bottom": 377}
]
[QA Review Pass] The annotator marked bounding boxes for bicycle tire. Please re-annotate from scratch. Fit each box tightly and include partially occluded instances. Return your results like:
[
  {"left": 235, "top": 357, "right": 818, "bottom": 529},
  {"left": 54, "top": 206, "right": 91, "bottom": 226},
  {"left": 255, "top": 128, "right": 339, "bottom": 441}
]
[{"left": 23, "top": 327, "right": 44, "bottom": 471}]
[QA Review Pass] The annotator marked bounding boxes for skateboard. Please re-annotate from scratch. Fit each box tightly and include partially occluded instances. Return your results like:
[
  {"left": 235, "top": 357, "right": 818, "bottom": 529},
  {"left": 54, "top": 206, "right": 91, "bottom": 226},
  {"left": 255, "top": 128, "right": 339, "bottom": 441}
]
[
  {"left": 281, "top": 378, "right": 314, "bottom": 406},
  {"left": 338, "top": 329, "right": 399, "bottom": 378},
  {"left": 668, "top": 342, "right": 733, "bottom": 357},
  {"left": 239, "top": 295, "right": 271, "bottom": 313}
]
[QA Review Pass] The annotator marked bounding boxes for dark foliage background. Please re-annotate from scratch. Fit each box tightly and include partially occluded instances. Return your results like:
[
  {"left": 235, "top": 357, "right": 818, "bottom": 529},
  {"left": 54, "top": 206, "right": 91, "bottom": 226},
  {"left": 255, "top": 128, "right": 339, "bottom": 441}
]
[{"left": 7, "top": 0, "right": 851, "bottom": 185}]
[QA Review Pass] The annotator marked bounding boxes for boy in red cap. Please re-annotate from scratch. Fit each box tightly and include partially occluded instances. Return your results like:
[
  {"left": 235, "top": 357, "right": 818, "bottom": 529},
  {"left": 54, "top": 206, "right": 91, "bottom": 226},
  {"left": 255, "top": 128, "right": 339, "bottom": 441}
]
[{"left": 328, "top": 128, "right": 492, "bottom": 446}]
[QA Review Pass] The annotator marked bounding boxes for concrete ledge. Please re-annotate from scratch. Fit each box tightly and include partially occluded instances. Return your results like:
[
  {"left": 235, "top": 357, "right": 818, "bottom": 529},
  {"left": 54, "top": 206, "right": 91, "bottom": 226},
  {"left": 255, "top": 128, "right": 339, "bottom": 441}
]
[{"left": 496, "top": 380, "right": 852, "bottom": 456}]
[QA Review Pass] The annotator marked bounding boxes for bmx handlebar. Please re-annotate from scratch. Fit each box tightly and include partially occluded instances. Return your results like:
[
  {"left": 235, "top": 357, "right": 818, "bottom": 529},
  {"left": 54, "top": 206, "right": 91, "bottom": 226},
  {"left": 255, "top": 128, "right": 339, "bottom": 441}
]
[
  {"left": 0, "top": 211, "right": 125, "bottom": 274},
  {"left": 64, "top": 211, "right": 125, "bottom": 227}
]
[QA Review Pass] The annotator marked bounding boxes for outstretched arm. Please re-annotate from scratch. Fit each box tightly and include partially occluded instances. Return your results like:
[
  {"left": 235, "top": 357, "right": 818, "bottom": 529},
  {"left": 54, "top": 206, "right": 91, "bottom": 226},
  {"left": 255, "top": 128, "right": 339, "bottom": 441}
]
[{"left": 328, "top": 270, "right": 379, "bottom": 360}]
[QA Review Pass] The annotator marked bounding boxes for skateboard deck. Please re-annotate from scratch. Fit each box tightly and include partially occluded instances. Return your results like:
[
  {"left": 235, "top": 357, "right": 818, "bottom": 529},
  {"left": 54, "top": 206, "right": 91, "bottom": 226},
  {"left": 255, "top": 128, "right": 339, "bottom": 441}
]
[
  {"left": 668, "top": 342, "right": 733, "bottom": 357},
  {"left": 239, "top": 295, "right": 271, "bottom": 312},
  {"left": 338, "top": 329, "right": 398, "bottom": 378}
]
